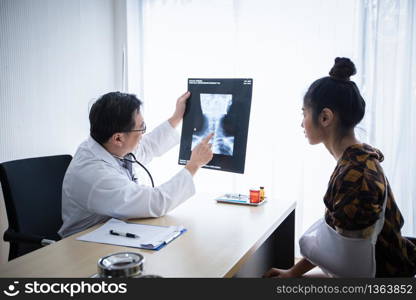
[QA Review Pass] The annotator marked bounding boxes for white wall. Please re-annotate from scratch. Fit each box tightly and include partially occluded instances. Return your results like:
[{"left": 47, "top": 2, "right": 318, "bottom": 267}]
[
  {"left": 138, "top": 0, "right": 359, "bottom": 256},
  {"left": 0, "top": 0, "right": 121, "bottom": 264}
]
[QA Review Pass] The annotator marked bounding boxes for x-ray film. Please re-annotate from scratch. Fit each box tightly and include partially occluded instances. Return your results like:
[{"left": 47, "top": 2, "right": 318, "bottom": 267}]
[{"left": 178, "top": 78, "right": 253, "bottom": 173}]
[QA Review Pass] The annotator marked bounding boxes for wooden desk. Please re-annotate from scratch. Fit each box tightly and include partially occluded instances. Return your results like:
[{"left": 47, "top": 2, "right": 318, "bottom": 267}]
[{"left": 0, "top": 194, "right": 295, "bottom": 277}]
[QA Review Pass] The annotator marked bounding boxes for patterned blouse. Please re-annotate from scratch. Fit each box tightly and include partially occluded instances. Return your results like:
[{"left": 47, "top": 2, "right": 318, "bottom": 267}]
[{"left": 324, "top": 143, "right": 416, "bottom": 277}]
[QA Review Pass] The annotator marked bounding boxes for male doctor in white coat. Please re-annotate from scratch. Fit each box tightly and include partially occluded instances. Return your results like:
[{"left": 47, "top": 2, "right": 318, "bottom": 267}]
[{"left": 59, "top": 91, "right": 213, "bottom": 237}]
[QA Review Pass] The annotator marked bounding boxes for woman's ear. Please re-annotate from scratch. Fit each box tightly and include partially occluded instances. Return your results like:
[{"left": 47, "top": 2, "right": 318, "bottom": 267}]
[{"left": 319, "top": 108, "right": 334, "bottom": 127}]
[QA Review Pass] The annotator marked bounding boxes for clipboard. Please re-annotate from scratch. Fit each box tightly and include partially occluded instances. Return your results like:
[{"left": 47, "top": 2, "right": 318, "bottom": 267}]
[
  {"left": 76, "top": 218, "right": 187, "bottom": 251},
  {"left": 215, "top": 193, "right": 267, "bottom": 206}
]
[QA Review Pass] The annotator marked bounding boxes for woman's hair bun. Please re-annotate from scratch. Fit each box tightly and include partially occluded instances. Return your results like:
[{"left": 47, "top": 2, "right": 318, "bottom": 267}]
[{"left": 329, "top": 57, "right": 356, "bottom": 81}]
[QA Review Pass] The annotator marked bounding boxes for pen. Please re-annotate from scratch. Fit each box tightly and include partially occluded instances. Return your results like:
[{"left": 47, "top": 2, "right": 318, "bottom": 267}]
[
  {"left": 109, "top": 229, "right": 140, "bottom": 239},
  {"left": 164, "top": 231, "right": 181, "bottom": 244}
]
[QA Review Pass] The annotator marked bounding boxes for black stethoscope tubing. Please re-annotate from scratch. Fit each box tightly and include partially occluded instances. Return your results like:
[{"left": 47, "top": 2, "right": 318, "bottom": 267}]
[
  {"left": 120, "top": 153, "right": 155, "bottom": 188},
  {"left": 92, "top": 135, "right": 155, "bottom": 188}
]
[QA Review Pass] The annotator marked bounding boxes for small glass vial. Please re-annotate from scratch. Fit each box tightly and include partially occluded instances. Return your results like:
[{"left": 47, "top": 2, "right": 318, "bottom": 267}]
[
  {"left": 249, "top": 189, "right": 260, "bottom": 203},
  {"left": 259, "top": 187, "right": 265, "bottom": 201}
]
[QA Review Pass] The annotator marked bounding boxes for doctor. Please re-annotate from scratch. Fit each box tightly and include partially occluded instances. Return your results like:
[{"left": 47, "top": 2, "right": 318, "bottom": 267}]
[{"left": 59, "top": 91, "right": 213, "bottom": 238}]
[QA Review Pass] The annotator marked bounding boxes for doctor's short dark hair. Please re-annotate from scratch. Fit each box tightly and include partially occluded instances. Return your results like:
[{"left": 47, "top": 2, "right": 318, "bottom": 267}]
[
  {"left": 303, "top": 57, "right": 366, "bottom": 135},
  {"left": 89, "top": 92, "right": 142, "bottom": 144}
]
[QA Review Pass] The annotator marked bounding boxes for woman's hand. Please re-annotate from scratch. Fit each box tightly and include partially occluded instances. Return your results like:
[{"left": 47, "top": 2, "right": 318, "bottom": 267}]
[
  {"left": 263, "top": 268, "right": 297, "bottom": 278},
  {"left": 264, "top": 258, "right": 316, "bottom": 278},
  {"left": 168, "top": 91, "right": 191, "bottom": 128}
]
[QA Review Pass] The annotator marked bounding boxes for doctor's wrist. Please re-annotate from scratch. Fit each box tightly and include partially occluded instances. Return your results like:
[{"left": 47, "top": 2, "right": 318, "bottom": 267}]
[
  {"left": 168, "top": 116, "right": 181, "bottom": 128},
  {"left": 185, "top": 162, "right": 199, "bottom": 176}
]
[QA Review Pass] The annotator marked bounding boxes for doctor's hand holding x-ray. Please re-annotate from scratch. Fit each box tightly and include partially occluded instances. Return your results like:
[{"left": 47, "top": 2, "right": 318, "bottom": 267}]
[{"left": 58, "top": 91, "right": 214, "bottom": 238}]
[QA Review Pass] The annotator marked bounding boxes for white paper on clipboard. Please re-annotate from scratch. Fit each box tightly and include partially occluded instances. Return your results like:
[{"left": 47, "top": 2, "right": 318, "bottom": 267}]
[{"left": 76, "top": 218, "right": 185, "bottom": 250}]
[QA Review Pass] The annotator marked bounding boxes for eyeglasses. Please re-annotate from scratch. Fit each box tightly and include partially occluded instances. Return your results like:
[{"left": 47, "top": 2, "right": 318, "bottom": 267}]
[{"left": 127, "top": 123, "right": 146, "bottom": 134}]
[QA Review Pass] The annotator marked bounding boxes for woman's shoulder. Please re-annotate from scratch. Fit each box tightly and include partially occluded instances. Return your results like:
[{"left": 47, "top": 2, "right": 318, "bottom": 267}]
[
  {"left": 337, "top": 143, "right": 385, "bottom": 182},
  {"left": 341, "top": 143, "right": 384, "bottom": 164},
  {"left": 326, "top": 143, "right": 387, "bottom": 208}
]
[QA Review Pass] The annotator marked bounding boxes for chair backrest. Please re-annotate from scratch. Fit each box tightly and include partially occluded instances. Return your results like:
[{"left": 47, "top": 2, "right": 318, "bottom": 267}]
[{"left": 0, "top": 155, "right": 72, "bottom": 259}]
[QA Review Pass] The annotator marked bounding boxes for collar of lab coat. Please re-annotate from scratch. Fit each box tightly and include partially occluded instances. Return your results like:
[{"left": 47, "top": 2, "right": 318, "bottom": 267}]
[{"left": 87, "top": 136, "right": 121, "bottom": 168}]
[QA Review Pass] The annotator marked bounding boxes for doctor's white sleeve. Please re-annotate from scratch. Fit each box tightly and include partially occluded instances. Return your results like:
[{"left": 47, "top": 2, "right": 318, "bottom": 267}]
[
  {"left": 86, "top": 168, "right": 195, "bottom": 219},
  {"left": 134, "top": 120, "right": 179, "bottom": 165}
]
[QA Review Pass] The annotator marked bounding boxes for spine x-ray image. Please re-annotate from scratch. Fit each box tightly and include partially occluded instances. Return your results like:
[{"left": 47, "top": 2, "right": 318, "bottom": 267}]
[
  {"left": 179, "top": 79, "right": 253, "bottom": 174},
  {"left": 191, "top": 93, "right": 235, "bottom": 156}
]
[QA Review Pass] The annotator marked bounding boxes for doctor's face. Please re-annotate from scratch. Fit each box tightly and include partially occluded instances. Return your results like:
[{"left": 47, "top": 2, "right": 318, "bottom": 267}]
[{"left": 123, "top": 111, "right": 145, "bottom": 154}]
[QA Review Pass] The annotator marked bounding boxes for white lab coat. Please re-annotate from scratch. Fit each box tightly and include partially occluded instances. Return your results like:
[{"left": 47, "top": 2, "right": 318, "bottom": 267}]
[{"left": 58, "top": 121, "right": 195, "bottom": 238}]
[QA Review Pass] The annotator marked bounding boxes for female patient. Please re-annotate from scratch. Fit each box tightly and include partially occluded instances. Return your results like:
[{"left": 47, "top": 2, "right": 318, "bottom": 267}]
[{"left": 265, "top": 57, "right": 416, "bottom": 277}]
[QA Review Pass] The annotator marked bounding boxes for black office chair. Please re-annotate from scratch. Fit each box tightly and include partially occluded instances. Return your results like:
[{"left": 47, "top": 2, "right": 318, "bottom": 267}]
[
  {"left": 407, "top": 237, "right": 416, "bottom": 246},
  {"left": 0, "top": 155, "right": 72, "bottom": 260}
]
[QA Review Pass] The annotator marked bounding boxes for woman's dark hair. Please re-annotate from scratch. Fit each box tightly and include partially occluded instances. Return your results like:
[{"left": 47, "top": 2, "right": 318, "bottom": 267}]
[
  {"left": 89, "top": 92, "right": 142, "bottom": 144},
  {"left": 303, "top": 57, "right": 366, "bottom": 134}
]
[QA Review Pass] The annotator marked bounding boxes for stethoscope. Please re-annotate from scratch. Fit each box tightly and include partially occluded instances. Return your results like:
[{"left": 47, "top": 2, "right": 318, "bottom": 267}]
[
  {"left": 91, "top": 135, "right": 155, "bottom": 188},
  {"left": 114, "top": 152, "right": 155, "bottom": 188}
]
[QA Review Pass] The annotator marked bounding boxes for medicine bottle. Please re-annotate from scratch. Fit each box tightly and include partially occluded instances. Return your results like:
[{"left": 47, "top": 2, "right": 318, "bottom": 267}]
[{"left": 259, "top": 186, "right": 265, "bottom": 200}]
